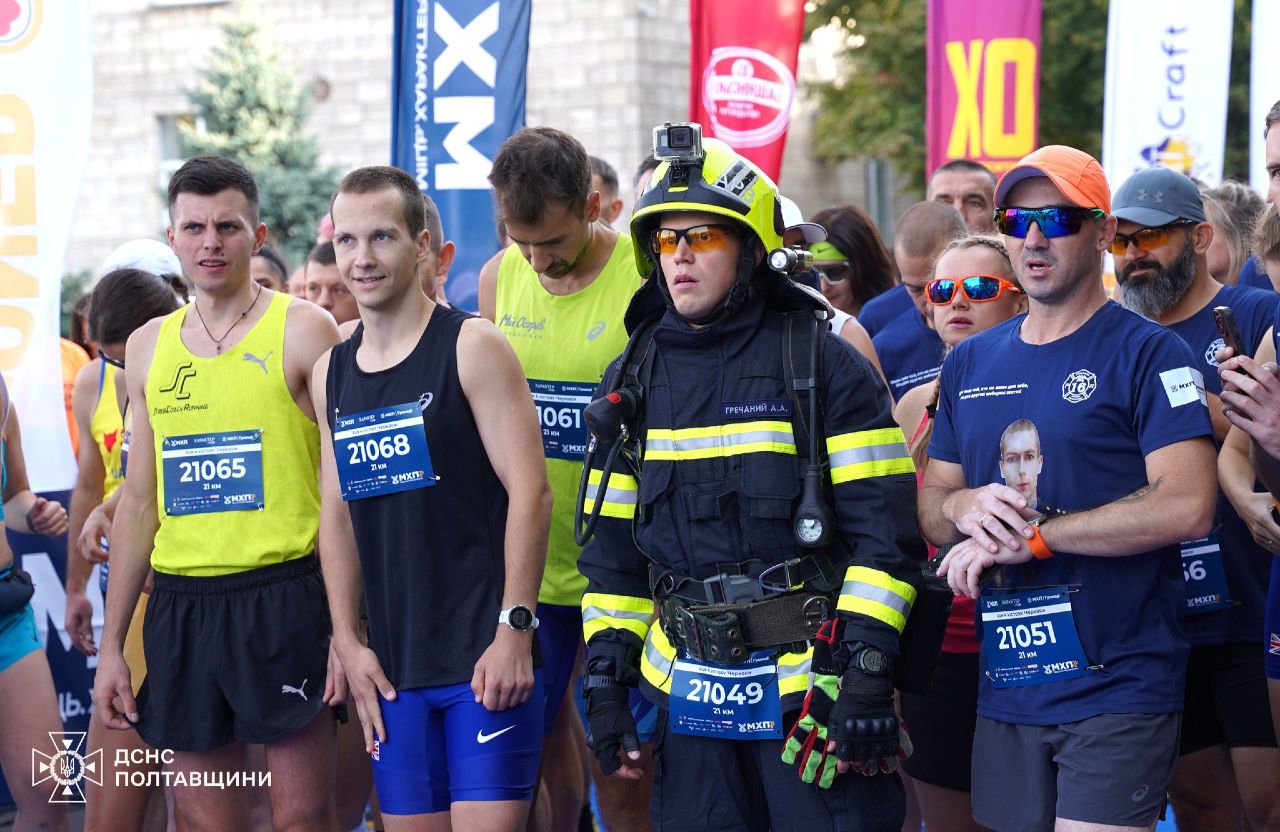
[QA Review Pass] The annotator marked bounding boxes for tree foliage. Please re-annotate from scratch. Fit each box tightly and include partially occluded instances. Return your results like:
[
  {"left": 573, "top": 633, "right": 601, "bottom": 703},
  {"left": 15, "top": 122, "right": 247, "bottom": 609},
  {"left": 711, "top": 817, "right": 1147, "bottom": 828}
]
[
  {"left": 806, "top": 0, "right": 1254, "bottom": 193},
  {"left": 180, "top": 10, "right": 336, "bottom": 266}
]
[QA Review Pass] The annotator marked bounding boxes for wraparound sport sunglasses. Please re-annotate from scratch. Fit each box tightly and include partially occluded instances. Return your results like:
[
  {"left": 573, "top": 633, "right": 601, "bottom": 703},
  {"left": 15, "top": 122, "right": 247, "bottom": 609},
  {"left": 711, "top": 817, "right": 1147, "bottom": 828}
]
[
  {"left": 926, "top": 275, "right": 1023, "bottom": 305},
  {"left": 650, "top": 224, "right": 739, "bottom": 256},
  {"left": 1108, "top": 221, "right": 1196, "bottom": 256},
  {"left": 993, "top": 206, "right": 1108, "bottom": 239}
]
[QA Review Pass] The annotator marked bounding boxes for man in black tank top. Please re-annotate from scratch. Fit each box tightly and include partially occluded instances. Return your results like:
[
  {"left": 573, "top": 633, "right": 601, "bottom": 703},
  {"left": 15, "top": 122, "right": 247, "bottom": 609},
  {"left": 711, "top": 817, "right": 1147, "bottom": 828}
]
[{"left": 313, "top": 165, "right": 552, "bottom": 830}]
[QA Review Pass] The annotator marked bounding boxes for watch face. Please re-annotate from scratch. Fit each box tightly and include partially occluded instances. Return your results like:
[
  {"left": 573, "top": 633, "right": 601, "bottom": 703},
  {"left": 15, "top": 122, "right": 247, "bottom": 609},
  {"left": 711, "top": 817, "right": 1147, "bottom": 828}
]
[
  {"left": 508, "top": 606, "right": 532, "bottom": 630},
  {"left": 860, "top": 649, "right": 887, "bottom": 675}
]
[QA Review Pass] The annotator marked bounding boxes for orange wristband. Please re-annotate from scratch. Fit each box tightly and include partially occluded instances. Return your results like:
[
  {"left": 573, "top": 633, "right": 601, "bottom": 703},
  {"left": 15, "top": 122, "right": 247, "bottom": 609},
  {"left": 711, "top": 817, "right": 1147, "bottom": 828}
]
[{"left": 1028, "top": 524, "right": 1053, "bottom": 560}]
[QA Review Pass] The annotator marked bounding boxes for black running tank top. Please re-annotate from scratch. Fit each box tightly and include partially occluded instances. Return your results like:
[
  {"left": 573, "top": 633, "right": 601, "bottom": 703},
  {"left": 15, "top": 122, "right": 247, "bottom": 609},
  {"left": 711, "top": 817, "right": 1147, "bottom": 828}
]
[{"left": 327, "top": 305, "right": 510, "bottom": 689}]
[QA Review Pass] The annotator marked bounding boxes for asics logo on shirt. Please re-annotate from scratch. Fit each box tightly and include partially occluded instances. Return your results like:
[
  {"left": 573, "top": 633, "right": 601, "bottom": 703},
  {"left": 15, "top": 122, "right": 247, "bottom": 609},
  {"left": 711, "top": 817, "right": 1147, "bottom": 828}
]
[
  {"left": 159, "top": 363, "right": 197, "bottom": 400},
  {"left": 243, "top": 350, "right": 273, "bottom": 374},
  {"left": 418, "top": 392, "right": 434, "bottom": 412},
  {"left": 476, "top": 725, "right": 516, "bottom": 744},
  {"left": 281, "top": 679, "right": 308, "bottom": 700},
  {"left": 587, "top": 320, "right": 607, "bottom": 341}
]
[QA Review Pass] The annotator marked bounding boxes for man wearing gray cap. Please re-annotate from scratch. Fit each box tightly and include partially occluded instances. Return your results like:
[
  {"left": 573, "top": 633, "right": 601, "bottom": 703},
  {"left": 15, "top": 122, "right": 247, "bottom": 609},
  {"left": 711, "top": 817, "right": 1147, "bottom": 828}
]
[{"left": 1113, "top": 166, "right": 1280, "bottom": 832}]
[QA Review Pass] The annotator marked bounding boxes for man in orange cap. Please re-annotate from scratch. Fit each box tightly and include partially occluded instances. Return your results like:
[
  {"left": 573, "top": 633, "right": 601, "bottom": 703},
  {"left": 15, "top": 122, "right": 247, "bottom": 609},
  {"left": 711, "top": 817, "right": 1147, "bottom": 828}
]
[{"left": 918, "top": 145, "right": 1218, "bottom": 831}]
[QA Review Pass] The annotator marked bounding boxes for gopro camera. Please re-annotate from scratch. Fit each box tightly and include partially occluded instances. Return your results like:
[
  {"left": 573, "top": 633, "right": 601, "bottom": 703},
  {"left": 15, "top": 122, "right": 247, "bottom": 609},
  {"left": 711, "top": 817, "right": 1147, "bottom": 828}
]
[
  {"left": 654, "top": 122, "right": 704, "bottom": 164},
  {"left": 768, "top": 246, "right": 814, "bottom": 276}
]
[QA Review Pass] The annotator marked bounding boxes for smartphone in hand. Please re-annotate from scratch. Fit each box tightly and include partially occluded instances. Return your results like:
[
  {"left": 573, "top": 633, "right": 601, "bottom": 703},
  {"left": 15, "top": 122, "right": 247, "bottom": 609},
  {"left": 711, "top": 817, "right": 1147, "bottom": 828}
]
[{"left": 1214, "top": 306, "right": 1247, "bottom": 358}]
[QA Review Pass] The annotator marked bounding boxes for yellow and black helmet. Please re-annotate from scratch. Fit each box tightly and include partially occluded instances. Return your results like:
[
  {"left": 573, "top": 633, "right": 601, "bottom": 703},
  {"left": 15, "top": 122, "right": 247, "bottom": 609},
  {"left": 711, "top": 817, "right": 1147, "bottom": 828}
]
[{"left": 629, "top": 135, "right": 785, "bottom": 324}]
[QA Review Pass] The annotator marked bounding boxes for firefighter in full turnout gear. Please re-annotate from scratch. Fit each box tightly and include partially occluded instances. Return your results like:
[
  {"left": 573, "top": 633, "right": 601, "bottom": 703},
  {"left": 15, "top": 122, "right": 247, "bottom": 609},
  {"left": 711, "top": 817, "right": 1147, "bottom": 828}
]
[{"left": 577, "top": 125, "right": 924, "bottom": 830}]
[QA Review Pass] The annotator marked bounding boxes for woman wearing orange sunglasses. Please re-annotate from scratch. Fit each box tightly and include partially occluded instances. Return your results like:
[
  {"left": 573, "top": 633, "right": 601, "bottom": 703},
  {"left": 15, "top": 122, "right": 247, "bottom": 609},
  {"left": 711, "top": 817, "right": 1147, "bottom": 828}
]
[{"left": 892, "top": 234, "right": 1025, "bottom": 832}]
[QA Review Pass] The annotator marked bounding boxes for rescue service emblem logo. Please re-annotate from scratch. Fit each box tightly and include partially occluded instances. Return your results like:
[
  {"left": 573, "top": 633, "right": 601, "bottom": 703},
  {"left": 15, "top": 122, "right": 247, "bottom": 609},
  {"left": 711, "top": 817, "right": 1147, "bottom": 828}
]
[
  {"left": 700, "top": 46, "right": 796, "bottom": 148},
  {"left": 1204, "top": 337, "right": 1225, "bottom": 367},
  {"left": 31, "top": 731, "right": 102, "bottom": 803},
  {"left": 1061, "top": 369, "right": 1096, "bottom": 403}
]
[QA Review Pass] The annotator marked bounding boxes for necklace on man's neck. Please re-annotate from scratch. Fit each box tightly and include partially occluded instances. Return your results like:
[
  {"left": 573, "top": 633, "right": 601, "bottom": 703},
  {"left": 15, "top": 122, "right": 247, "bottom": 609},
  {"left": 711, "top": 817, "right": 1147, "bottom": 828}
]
[{"left": 193, "top": 282, "right": 263, "bottom": 354}]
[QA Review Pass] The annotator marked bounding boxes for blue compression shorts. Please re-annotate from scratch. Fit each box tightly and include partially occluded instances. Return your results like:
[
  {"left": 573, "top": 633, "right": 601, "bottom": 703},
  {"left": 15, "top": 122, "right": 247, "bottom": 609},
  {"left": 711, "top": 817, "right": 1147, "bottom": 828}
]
[
  {"left": 537, "top": 603, "right": 582, "bottom": 736},
  {"left": 372, "top": 673, "right": 544, "bottom": 815}
]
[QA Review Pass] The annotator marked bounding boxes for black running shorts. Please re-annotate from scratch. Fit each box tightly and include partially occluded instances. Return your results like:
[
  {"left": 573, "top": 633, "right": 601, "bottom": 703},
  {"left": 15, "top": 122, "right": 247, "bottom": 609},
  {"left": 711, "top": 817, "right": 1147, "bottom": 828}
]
[{"left": 136, "top": 556, "right": 331, "bottom": 752}]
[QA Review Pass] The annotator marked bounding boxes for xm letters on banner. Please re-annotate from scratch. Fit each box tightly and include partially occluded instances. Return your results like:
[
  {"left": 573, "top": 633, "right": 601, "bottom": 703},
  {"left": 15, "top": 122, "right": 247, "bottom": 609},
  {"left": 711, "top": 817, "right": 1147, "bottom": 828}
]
[
  {"left": 689, "top": 0, "right": 804, "bottom": 182},
  {"left": 1102, "top": 0, "right": 1232, "bottom": 188},
  {"left": 390, "top": 0, "right": 531, "bottom": 313},
  {"left": 925, "top": 0, "right": 1041, "bottom": 177}
]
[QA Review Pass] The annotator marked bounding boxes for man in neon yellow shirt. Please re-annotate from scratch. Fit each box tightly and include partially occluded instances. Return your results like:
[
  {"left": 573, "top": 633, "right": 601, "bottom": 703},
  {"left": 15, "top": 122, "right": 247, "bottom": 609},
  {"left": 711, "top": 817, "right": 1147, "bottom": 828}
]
[{"left": 479, "top": 127, "right": 647, "bottom": 830}]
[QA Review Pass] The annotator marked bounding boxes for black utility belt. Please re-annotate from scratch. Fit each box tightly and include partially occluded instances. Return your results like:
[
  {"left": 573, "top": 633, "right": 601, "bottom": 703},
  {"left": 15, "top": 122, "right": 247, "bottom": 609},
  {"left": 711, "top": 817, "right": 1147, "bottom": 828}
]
[{"left": 658, "top": 590, "right": 833, "bottom": 666}]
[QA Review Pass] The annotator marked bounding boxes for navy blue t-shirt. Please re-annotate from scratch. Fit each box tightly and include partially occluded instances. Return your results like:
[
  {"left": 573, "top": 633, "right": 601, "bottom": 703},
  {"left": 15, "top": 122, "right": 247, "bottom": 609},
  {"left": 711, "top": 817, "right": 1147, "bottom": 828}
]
[
  {"left": 859, "top": 284, "right": 914, "bottom": 338},
  {"left": 872, "top": 308, "right": 945, "bottom": 400},
  {"left": 1237, "top": 256, "right": 1274, "bottom": 292},
  {"left": 1167, "top": 284, "right": 1279, "bottom": 645},
  {"left": 930, "top": 301, "right": 1212, "bottom": 724}
]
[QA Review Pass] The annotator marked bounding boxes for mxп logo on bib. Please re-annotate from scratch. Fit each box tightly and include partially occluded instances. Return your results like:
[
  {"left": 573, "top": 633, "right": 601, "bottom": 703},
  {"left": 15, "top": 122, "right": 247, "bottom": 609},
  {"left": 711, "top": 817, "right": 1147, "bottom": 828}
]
[{"left": 701, "top": 47, "right": 796, "bottom": 148}]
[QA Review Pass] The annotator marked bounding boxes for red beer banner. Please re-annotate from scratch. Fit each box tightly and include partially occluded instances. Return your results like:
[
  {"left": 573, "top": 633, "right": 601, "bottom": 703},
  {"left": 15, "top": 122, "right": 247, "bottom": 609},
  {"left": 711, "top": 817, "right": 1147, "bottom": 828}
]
[
  {"left": 689, "top": 0, "right": 805, "bottom": 181},
  {"left": 926, "top": 0, "right": 1042, "bottom": 178}
]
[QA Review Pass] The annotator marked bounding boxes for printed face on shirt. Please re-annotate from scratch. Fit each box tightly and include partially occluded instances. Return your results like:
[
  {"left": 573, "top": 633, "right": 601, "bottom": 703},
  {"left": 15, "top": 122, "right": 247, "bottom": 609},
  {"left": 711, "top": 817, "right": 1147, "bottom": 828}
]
[
  {"left": 1001, "top": 177, "right": 1116, "bottom": 306},
  {"left": 929, "top": 245, "right": 1026, "bottom": 348},
  {"left": 999, "top": 421, "right": 1043, "bottom": 509},
  {"left": 927, "top": 169, "right": 996, "bottom": 232}
]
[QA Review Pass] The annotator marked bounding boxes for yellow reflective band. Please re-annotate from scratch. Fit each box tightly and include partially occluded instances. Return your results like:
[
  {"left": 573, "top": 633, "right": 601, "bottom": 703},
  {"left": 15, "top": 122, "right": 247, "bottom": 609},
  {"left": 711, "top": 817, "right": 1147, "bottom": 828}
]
[
  {"left": 777, "top": 648, "right": 813, "bottom": 698},
  {"left": 581, "top": 593, "right": 654, "bottom": 642},
  {"left": 641, "top": 626, "right": 676, "bottom": 693},
  {"left": 646, "top": 421, "right": 797, "bottom": 461},
  {"left": 826, "top": 428, "right": 915, "bottom": 484},
  {"left": 837, "top": 565, "right": 917, "bottom": 633},
  {"left": 583, "top": 468, "right": 638, "bottom": 519}
]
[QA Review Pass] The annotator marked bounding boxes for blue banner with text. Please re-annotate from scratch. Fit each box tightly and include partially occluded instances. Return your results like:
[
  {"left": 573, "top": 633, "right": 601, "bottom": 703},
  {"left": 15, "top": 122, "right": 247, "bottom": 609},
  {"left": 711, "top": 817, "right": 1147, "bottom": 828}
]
[{"left": 391, "top": 0, "right": 530, "bottom": 312}]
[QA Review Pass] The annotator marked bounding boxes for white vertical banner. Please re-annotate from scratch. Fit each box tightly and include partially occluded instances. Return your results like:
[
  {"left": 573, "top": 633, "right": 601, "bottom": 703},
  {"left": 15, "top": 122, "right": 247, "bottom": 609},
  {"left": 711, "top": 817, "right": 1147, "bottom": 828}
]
[
  {"left": 1102, "top": 0, "right": 1233, "bottom": 190},
  {"left": 0, "top": 1, "right": 93, "bottom": 492},
  {"left": 1251, "top": 0, "right": 1280, "bottom": 195}
]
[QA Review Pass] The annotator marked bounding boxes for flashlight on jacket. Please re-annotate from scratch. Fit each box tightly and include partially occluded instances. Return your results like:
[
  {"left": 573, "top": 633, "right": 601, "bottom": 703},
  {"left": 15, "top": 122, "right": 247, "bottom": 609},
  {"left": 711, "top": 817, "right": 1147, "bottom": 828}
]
[{"left": 584, "top": 388, "right": 641, "bottom": 443}]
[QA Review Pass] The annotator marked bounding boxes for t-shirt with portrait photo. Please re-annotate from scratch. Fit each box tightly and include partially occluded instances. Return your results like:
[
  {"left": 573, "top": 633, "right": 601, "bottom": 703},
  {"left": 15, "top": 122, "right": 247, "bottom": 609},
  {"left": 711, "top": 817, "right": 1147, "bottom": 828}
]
[{"left": 929, "top": 300, "right": 1213, "bottom": 725}]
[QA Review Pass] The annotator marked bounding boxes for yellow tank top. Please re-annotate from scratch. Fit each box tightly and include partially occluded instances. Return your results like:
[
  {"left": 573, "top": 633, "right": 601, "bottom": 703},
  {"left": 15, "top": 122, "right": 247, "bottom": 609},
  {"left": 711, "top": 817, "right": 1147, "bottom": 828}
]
[
  {"left": 146, "top": 291, "right": 320, "bottom": 576},
  {"left": 90, "top": 361, "right": 125, "bottom": 499},
  {"left": 495, "top": 233, "right": 641, "bottom": 606}
]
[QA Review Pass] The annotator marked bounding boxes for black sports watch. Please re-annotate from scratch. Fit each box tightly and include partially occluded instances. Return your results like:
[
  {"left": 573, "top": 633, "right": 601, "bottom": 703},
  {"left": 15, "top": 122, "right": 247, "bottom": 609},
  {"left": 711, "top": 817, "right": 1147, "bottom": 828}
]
[
  {"left": 499, "top": 605, "right": 539, "bottom": 632},
  {"left": 845, "top": 644, "right": 892, "bottom": 678}
]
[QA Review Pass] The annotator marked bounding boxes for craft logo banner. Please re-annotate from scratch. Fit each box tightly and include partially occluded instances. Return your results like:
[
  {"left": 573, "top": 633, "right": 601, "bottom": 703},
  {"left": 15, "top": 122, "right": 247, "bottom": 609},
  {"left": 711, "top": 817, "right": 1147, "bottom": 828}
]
[
  {"left": 1251, "top": 0, "right": 1280, "bottom": 197},
  {"left": 689, "top": 0, "right": 804, "bottom": 182},
  {"left": 391, "top": 0, "right": 530, "bottom": 313},
  {"left": 0, "top": 0, "right": 91, "bottom": 492},
  {"left": 1102, "top": 0, "right": 1232, "bottom": 189},
  {"left": 925, "top": 0, "right": 1041, "bottom": 178}
]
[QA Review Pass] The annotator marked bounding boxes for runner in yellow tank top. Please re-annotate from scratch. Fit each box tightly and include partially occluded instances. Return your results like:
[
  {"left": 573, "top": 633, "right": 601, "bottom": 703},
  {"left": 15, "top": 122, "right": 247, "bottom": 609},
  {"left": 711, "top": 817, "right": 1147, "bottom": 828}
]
[
  {"left": 92, "top": 157, "right": 341, "bottom": 831},
  {"left": 479, "top": 128, "right": 647, "bottom": 831}
]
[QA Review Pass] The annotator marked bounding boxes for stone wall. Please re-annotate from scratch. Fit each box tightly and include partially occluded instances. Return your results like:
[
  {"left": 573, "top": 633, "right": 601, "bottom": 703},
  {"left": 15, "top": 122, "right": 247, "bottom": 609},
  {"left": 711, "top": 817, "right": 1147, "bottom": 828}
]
[{"left": 68, "top": 0, "right": 911, "bottom": 277}]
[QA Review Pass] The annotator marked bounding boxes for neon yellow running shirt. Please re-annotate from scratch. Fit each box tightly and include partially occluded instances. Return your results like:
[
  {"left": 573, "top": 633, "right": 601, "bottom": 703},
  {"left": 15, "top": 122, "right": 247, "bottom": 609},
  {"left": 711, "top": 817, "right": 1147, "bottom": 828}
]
[{"left": 495, "top": 234, "right": 641, "bottom": 606}]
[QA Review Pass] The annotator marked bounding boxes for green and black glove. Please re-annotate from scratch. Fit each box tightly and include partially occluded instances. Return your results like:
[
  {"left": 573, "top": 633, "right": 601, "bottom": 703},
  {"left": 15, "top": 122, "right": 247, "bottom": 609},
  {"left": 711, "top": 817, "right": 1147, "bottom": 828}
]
[{"left": 780, "top": 618, "right": 841, "bottom": 788}]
